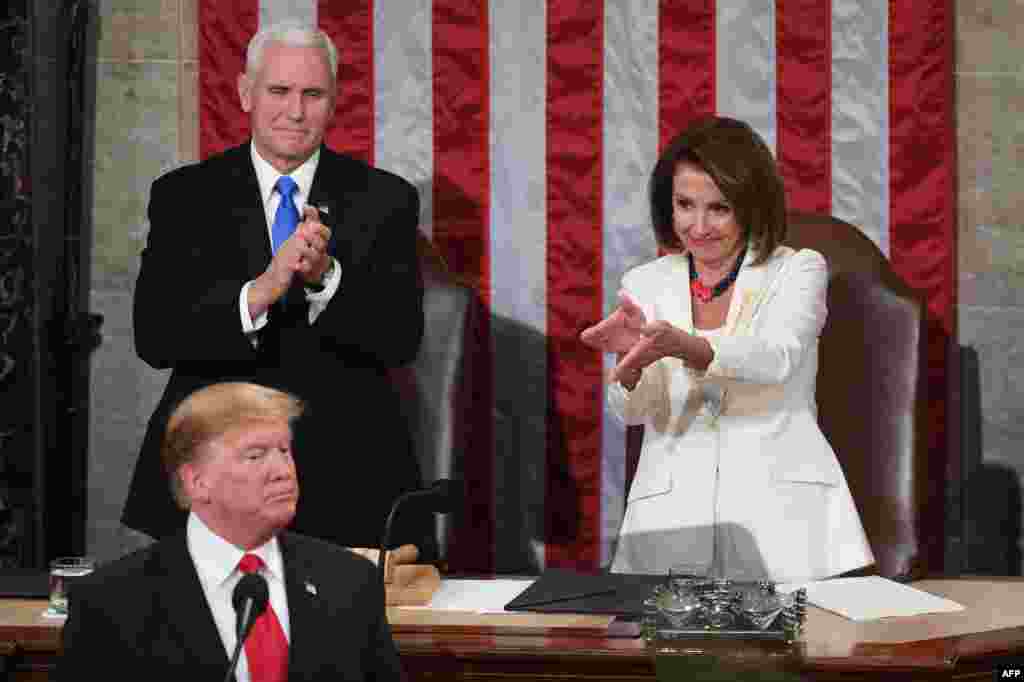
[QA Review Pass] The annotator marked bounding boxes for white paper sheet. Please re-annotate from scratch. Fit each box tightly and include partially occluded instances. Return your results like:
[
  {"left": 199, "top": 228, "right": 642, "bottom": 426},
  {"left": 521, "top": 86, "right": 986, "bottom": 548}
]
[
  {"left": 778, "top": 576, "right": 965, "bottom": 622},
  {"left": 421, "top": 579, "right": 535, "bottom": 613}
]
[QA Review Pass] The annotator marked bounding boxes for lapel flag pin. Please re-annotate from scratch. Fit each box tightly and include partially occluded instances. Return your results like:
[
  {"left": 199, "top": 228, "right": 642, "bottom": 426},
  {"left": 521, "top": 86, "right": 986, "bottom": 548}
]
[{"left": 305, "top": 581, "right": 317, "bottom": 596}]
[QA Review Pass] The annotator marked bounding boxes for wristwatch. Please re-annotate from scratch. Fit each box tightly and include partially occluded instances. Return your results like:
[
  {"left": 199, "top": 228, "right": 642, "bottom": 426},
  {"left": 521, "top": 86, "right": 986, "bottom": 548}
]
[{"left": 307, "top": 258, "right": 335, "bottom": 293}]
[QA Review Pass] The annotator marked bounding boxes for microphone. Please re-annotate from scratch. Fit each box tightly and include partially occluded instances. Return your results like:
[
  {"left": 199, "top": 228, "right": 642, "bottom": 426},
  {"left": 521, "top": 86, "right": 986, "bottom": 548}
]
[
  {"left": 378, "top": 479, "right": 463, "bottom": 587},
  {"left": 223, "top": 572, "right": 269, "bottom": 682}
]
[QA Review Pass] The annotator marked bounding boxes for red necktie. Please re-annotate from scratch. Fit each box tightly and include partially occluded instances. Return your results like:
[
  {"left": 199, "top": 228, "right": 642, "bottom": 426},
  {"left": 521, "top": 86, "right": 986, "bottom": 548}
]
[{"left": 237, "top": 553, "right": 289, "bottom": 682}]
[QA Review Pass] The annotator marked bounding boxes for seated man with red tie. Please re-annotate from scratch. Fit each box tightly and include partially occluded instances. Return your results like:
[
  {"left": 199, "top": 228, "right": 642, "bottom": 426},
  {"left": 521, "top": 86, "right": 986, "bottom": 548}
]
[{"left": 58, "top": 382, "right": 402, "bottom": 680}]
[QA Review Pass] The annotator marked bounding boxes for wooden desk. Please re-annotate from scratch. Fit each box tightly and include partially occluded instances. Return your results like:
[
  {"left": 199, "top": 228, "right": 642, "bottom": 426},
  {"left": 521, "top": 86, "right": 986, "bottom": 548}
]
[
  {"left": 3, "top": 579, "right": 1023, "bottom": 680},
  {"left": 391, "top": 578, "right": 1024, "bottom": 681},
  {"left": 0, "top": 601, "right": 60, "bottom": 681}
]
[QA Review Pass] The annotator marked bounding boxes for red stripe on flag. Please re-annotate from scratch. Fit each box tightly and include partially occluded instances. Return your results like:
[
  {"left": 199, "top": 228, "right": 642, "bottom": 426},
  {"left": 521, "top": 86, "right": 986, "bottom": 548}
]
[
  {"left": 199, "top": 0, "right": 257, "bottom": 158},
  {"left": 319, "top": 1, "right": 374, "bottom": 163},
  {"left": 888, "top": 0, "right": 956, "bottom": 571},
  {"left": 546, "top": 0, "right": 604, "bottom": 570},
  {"left": 889, "top": 0, "right": 956, "bottom": 330},
  {"left": 432, "top": 0, "right": 494, "bottom": 573},
  {"left": 776, "top": 0, "right": 831, "bottom": 214},
  {"left": 659, "top": 0, "right": 715, "bottom": 151}
]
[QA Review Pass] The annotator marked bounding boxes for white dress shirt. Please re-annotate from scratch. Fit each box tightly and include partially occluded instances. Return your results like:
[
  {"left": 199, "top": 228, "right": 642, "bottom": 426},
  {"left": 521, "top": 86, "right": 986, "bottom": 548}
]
[
  {"left": 186, "top": 513, "right": 292, "bottom": 682},
  {"left": 239, "top": 143, "right": 342, "bottom": 339}
]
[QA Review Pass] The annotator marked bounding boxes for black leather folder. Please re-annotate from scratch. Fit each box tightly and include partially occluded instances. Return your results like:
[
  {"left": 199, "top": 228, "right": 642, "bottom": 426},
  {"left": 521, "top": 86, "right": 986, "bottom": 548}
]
[
  {"left": 0, "top": 569, "right": 49, "bottom": 598},
  {"left": 504, "top": 568, "right": 663, "bottom": 616}
]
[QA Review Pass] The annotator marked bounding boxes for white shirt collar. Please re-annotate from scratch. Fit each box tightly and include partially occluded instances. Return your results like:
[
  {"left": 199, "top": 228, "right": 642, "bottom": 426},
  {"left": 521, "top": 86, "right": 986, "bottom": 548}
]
[
  {"left": 250, "top": 142, "right": 320, "bottom": 206},
  {"left": 186, "top": 512, "right": 285, "bottom": 590}
]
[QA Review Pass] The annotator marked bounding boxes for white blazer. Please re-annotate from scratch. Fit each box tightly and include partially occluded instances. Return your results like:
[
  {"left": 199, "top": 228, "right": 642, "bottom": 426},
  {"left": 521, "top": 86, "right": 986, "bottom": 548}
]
[{"left": 608, "top": 246, "right": 874, "bottom": 582}]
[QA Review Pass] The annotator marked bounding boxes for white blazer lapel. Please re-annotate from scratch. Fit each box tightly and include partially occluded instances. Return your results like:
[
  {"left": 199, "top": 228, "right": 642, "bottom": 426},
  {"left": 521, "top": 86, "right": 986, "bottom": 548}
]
[
  {"left": 723, "top": 245, "right": 798, "bottom": 336},
  {"left": 722, "top": 246, "right": 768, "bottom": 335}
]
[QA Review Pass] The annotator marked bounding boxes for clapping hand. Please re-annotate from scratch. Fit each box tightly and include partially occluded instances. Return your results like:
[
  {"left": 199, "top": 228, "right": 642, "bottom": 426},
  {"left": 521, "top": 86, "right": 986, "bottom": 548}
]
[
  {"left": 248, "top": 206, "right": 334, "bottom": 318},
  {"left": 580, "top": 291, "right": 648, "bottom": 354},
  {"left": 610, "top": 320, "right": 686, "bottom": 384},
  {"left": 581, "top": 292, "right": 694, "bottom": 388},
  {"left": 293, "top": 206, "right": 333, "bottom": 287},
  {"left": 263, "top": 206, "right": 332, "bottom": 294}
]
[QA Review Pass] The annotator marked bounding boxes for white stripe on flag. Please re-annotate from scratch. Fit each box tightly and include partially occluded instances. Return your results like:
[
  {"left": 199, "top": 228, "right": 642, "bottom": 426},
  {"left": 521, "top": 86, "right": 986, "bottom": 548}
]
[
  {"left": 210, "top": 0, "right": 950, "bottom": 576},
  {"left": 717, "top": 1, "right": 777, "bottom": 153},
  {"left": 490, "top": 0, "right": 549, "bottom": 571},
  {"left": 832, "top": 0, "right": 889, "bottom": 254},
  {"left": 374, "top": 0, "right": 434, "bottom": 235},
  {"left": 601, "top": 0, "right": 659, "bottom": 567},
  {"left": 262, "top": 0, "right": 314, "bottom": 28}
]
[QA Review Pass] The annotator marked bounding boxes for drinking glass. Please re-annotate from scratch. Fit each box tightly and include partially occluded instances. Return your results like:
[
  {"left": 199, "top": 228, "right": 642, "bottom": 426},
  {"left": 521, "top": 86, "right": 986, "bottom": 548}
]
[{"left": 47, "top": 557, "right": 95, "bottom": 616}]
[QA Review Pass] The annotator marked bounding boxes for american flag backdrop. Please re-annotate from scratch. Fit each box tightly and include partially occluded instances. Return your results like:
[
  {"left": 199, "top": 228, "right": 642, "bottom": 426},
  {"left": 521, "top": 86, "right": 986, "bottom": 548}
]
[{"left": 198, "top": 0, "right": 955, "bottom": 573}]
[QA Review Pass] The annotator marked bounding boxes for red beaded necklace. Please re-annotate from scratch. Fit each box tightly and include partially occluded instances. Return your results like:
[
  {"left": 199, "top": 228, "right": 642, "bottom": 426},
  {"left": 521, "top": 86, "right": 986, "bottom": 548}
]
[{"left": 688, "top": 247, "right": 746, "bottom": 303}]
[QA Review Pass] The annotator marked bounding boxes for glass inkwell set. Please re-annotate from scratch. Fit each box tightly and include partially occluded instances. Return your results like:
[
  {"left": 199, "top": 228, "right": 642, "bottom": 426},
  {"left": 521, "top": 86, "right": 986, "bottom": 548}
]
[{"left": 642, "top": 566, "right": 808, "bottom": 642}]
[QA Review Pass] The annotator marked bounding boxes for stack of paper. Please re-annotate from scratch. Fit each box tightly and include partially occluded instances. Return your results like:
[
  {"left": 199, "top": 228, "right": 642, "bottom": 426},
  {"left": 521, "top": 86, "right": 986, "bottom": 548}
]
[
  {"left": 779, "top": 576, "right": 965, "bottom": 622},
  {"left": 422, "top": 579, "right": 535, "bottom": 613}
]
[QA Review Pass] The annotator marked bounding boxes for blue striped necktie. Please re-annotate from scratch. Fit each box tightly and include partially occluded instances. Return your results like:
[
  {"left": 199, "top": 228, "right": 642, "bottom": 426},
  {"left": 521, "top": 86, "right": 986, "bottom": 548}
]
[{"left": 271, "top": 175, "right": 299, "bottom": 253}]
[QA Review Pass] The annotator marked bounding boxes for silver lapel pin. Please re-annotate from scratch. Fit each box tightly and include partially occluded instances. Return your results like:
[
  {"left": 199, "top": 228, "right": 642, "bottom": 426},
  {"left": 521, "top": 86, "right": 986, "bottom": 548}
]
[{"left": 305, "top": 581, "right": 317, "bottom": 596}]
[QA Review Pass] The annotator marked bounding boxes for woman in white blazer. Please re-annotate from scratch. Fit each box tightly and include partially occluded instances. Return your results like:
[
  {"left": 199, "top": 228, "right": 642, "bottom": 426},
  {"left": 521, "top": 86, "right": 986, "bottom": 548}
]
[{"left": 581, "top": 117, "right": 873, "bottom": 582}]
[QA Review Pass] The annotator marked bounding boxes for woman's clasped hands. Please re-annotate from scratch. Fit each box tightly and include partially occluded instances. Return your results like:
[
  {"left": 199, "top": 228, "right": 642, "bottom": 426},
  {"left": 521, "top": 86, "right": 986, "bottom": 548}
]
[{"left": 580, "top": 291, "right": 689, "bottom": 388}]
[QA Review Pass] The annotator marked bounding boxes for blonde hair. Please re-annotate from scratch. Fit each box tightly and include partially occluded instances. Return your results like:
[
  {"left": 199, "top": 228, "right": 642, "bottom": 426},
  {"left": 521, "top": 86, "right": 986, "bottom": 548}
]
[{"left": 162, "top": 382, "right": 304, "bottom": 509}]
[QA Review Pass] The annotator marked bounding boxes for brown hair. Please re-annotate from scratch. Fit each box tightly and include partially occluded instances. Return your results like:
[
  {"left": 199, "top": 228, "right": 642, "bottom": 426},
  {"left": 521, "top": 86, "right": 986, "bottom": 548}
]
[
  {"left": 649, "top": 116, "right": 786, "bottom": 265},
  {"left": 161, "top": 382, "right": 304, "bottom": 509}
]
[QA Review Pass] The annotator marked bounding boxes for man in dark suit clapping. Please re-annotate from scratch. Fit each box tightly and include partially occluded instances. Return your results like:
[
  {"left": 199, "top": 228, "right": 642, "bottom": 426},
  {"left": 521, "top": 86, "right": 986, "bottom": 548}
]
[
  {"left": 60, "top": 382, "right": 402, "bottom": 680},
  {"left": 122, "top": 20, "right": 433, "bottom": 557}
]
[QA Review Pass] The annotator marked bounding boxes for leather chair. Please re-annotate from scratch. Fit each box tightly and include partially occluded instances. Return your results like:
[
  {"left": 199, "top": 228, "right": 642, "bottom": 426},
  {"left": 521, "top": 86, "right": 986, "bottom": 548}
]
[
  {"left": 388, "top": 234, "right": 477, "bottom": 565},
  {"left": 625, "top": 212, "right": 940, "bottom": 580}
]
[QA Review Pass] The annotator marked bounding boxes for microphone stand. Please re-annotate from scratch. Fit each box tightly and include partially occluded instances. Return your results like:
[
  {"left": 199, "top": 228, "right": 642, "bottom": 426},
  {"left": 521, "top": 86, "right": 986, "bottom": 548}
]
[
  {"left": 377, "top": 493, "right": 405, "bottom": 589},
  {"left": 223, "top": 599, "right": 254, "bottom": 682},
  {"left": 377, "top": 480, "right": 460, "bottom": 589},
  {"left": 223, "top": 598, "right": 252, "bottom": 679},
  {"left": 223, "top": 573, "right": 268, "bottom": 682}
]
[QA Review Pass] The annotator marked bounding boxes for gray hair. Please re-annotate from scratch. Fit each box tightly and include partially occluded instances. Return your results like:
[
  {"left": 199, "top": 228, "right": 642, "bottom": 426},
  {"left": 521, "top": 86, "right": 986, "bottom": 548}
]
[{"left": 246, "top": 20, "right": 338, "bottom": 79}]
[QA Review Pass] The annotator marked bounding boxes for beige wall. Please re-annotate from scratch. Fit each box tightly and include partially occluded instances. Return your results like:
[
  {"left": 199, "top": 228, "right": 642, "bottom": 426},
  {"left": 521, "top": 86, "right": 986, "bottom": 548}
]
[
  {"left": 87, "top": 1, "right": 1024, "bottom": 569},
  {"left": 956, "top": 2, "right": 1024, "bottom": 572},
  {"left": 87, "top": 0, "right": 196, "bottom": 559}
]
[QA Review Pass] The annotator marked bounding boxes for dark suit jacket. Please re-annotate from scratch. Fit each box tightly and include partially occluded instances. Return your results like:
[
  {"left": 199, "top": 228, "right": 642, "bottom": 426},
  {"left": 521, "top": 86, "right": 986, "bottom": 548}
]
[
  {"left": 122, "top": 144, "right": 435, "bottom": 555},
  {"left": 56, "top": 531, "right": 403, "bottom": 680}
]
